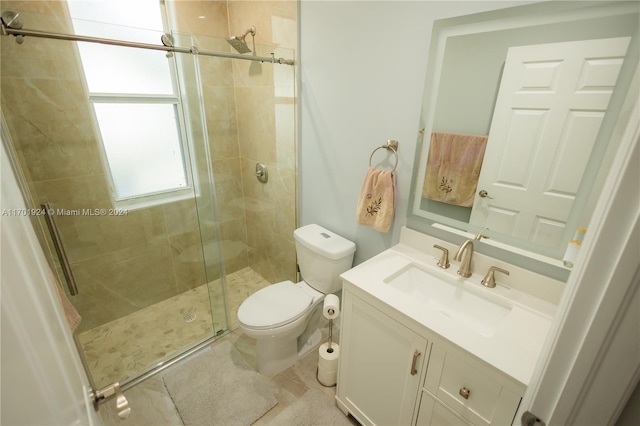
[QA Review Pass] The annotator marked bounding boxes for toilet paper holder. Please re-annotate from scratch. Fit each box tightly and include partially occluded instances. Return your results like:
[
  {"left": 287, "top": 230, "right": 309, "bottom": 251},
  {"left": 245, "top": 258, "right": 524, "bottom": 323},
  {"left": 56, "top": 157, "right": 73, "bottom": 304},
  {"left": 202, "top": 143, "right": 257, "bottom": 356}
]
[
  {"left": 322, "top": 294, "right": 340, "bottom": 351},
  {"left": 317, "top": 296, "right": 340, "bottom": 387},
  {"left": 327, "top": 314, "right": 335, "bottom": 352}
]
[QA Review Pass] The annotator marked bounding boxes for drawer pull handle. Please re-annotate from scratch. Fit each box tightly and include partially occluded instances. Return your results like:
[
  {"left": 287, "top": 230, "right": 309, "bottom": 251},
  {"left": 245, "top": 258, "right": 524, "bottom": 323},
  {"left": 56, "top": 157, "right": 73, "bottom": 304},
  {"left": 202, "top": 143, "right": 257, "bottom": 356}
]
[
  {"left": 459, "top": 387, "right": 471, "bottom": 400},
  {"left": 410, "top": 350, "right": 421, "bottom": 376}
]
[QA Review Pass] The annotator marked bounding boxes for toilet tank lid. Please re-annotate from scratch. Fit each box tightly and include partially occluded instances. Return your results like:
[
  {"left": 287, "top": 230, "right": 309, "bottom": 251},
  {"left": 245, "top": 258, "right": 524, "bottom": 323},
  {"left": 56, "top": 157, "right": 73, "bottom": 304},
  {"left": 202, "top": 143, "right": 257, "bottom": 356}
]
[{"left": 294, "top": 224, "right": 356, "bottom": 260}]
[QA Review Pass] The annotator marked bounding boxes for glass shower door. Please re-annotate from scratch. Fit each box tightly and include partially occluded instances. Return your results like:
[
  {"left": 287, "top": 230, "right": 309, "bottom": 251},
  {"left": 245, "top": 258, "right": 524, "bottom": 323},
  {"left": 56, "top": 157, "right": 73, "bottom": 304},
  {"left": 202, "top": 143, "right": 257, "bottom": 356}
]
[
  {"left": 171, "top": 30, "right": 299, "bottom": 332},
  {"left": 0, "top": 8, "right": 227, "bottom": 390}
]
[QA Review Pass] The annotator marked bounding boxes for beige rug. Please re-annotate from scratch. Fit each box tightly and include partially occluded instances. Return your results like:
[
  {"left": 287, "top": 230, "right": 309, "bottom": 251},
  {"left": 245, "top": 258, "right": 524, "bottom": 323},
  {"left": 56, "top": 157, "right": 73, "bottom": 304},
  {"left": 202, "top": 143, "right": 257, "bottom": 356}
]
[
  {"left": 267, "top": 388, "right": 354, "bottom": 426},
  {"left": 163, "top": 340, "right": 277, "bottom": 425}
]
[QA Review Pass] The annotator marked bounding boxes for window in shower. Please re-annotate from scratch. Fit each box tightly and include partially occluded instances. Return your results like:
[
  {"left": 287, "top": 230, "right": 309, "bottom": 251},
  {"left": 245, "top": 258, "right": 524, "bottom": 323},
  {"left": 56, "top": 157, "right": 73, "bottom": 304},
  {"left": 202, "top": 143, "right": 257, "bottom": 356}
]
[{"left": 68, "top": 0, "right": 192, "bottom": 208}]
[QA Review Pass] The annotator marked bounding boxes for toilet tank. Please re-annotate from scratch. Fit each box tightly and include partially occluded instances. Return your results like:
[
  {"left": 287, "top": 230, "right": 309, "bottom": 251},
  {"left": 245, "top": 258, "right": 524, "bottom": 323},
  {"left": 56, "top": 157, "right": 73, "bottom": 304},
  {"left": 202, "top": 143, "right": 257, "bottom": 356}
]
[{"left": 294, "top": 224, "right": 356, "bottom": 294}]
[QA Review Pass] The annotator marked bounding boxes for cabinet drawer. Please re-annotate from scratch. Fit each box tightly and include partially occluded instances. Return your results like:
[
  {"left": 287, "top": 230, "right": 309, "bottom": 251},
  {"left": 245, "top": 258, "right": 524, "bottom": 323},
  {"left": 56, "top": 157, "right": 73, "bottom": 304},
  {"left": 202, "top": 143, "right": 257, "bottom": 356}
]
[
  {"left": 416, "top": 391, "right": 472, "bottom": 426},
  {"left": 425, "top": 343, "right": 524, "bottom": 426}
]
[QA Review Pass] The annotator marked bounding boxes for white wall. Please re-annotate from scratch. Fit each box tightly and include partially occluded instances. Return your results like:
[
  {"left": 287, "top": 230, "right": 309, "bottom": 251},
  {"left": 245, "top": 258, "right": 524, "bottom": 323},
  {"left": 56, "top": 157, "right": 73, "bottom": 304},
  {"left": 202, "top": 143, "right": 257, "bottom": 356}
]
[{"left": 299, "top": 1, "right": 528, "bottom": 264}]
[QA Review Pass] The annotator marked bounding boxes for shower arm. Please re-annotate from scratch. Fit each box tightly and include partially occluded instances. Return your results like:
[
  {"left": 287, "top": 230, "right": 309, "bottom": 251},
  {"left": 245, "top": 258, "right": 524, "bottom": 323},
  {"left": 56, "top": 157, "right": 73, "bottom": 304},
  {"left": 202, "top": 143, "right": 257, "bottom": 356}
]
[
  {"left": 237, "top": 26, "right": 256, "bottom": 41},
  {"left": 0, "top": 12, "right": 294, "bottom": 65}
]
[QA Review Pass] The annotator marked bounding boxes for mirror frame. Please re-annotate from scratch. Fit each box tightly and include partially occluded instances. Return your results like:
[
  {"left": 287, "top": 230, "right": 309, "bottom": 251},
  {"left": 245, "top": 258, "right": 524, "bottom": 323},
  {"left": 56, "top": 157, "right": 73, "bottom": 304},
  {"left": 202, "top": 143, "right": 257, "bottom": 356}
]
[{"left": 407, "top": 1, "right": 640, "bottom": 281}]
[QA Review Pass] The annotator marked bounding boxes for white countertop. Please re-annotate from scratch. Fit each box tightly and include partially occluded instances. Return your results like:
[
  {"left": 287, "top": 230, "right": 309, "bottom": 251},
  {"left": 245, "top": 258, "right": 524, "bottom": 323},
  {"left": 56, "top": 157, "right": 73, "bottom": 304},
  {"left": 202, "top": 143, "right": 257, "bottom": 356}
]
[{"left": 340, "top": 242, "right": 557, "bottom": 386}]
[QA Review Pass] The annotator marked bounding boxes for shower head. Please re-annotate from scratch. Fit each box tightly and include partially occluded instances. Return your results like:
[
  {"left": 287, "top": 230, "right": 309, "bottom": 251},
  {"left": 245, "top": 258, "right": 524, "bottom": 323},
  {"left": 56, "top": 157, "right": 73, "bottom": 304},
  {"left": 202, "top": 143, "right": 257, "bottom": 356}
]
[
  {"left": 227, "top": 36, "right": 251, "bottom": 54},
  {"left": 227, "top": 26, "right": 255, "bottom": 54}
]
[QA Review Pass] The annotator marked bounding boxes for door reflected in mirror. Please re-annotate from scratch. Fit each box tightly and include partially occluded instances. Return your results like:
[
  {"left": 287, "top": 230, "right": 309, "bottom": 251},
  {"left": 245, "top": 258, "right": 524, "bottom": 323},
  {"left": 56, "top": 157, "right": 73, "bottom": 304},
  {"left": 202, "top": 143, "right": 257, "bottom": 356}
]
[{"left": 410, "top": 1, "right": 639, "bottom": 264}]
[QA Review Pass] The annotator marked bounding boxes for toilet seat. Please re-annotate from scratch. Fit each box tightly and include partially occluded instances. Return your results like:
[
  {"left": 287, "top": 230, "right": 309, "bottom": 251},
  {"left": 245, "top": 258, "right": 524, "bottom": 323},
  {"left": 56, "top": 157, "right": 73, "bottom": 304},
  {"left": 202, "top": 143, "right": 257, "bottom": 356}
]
[{"left": 238, "top": 281, "right": 314, "bottom": 330}]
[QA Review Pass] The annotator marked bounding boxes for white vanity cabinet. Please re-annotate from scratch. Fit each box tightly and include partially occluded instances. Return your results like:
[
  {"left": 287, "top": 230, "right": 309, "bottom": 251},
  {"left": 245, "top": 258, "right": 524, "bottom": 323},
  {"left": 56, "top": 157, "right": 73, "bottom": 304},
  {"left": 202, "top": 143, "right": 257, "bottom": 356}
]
[
  {"left": 336, "top": 282, "right": 525, "bottom": 426},
  {"left": 335, "top": 288, "right": 428, "bottom": 426}
]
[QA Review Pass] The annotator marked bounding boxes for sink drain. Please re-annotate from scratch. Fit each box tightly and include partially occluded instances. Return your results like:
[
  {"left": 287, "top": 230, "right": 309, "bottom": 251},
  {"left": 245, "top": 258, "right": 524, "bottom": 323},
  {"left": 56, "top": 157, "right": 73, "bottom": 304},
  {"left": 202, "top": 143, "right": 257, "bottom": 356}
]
[{"left": 183, "top": 312, "right": 197, "bottom": 323}]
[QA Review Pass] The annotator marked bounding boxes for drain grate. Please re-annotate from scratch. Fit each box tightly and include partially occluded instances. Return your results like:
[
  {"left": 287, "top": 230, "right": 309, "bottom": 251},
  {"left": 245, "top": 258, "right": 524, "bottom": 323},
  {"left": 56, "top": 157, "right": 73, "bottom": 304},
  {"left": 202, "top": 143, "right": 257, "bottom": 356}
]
[{"left": 183, "top": 312, "right": 197, "bottom": 323}]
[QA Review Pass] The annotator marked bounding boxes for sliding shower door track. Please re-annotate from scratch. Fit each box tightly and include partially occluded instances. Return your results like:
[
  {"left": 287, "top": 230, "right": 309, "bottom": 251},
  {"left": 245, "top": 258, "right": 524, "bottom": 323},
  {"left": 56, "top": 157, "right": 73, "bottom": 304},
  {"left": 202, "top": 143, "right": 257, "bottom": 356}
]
[
  {"left": 1, "top": 10, "right": 295, "bottom": 66},
  {"left": 118, "top": 329, "right": 230, "bottom": 394}
]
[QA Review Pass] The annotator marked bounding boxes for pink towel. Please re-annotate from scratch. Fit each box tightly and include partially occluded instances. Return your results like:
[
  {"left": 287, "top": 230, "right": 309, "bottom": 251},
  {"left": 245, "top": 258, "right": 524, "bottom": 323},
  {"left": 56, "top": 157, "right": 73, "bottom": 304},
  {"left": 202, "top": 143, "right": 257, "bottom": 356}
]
[
  {"left": 422, "top": 132, "right": 488, "bottom": 207},
  {"left": 356, "top": 167, "right": 395, "bottom": 233},
  {"left": 48, "top": 268, "right": 82, "bottom": 332}
]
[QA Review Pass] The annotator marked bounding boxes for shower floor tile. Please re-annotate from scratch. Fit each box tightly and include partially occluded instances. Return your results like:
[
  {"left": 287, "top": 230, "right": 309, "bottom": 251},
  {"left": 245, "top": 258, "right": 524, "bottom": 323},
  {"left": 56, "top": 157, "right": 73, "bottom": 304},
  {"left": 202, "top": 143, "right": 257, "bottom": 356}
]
[{"left": 78, "top": 267, "right": 269, "bottom": 389}]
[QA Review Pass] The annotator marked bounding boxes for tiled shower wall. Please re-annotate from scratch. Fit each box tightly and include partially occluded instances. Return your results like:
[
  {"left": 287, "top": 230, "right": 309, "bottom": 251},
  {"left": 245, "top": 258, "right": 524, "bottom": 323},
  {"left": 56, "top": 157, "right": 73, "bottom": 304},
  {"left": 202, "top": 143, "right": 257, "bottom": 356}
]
[
  {"left": 1, "top": 0, "right": 297, "bottom": 331},
  {"left": 172, "top": 0, "right": 298, "bottom": 285}
]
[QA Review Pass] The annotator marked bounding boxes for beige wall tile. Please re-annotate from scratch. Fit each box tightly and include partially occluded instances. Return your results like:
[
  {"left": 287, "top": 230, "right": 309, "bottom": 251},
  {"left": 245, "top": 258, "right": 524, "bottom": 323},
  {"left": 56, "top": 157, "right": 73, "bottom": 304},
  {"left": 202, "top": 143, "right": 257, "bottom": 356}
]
[
  {"left": 70, "top": 240, "right": 177, "bottom": 330},
  {"left": 169, "top": 0, "right": 229, "bottom": 39},
  {"left": 228, "top": 1, "right": 297, "bottom": 49},
  {"left": 203, "top": 86, "right": 240, "bottom": 159},
  {"left": 57, "top": 206, "right": 168, "bottom": 263},
  {"left": 232, "top": 56, "right": 275, "bottom": 88},
  {"left": 274, "top": 100, "right": 296, "bottom": 171},
  {"left": 236, "top": 86, "right": 277, "bottom": 163},
  {"left": 2, "top": 0, "right": 68, "bottom": 17},
  {"left": 168, "top": 230, "right": 208, "bottom": 291},
  {"left": 246, "top": 218, "right": 296, "bottom": 283},
  {"left": 1, "top": 79, "right": 103, "bottom": 181},
  {"left": 162, "top": 198, "right": 200, "bottom": 236},
  {"left": 218, "top": 217, "right": 249, "bottom": 273},
  {"left": 241, "top": 158, "right": 294, "bottom": 240},
  {"left": 212, "top": 157, "right": 245, "bottom": 221}
]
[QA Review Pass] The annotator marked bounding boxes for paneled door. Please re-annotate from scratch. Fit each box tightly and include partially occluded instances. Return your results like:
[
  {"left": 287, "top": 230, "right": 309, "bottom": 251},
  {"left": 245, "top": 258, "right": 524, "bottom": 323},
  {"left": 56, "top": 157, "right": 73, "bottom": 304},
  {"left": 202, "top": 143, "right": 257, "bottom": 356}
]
[{"left": 469, "top": 37, "right": 630, "bottom": 248}]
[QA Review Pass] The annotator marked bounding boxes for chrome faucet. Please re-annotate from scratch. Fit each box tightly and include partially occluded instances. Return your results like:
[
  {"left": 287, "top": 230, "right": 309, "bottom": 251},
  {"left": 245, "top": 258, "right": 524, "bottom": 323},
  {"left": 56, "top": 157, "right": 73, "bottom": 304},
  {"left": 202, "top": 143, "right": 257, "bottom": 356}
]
[{"left": 453, "top": 239, "right": 474, "bottom": 278}]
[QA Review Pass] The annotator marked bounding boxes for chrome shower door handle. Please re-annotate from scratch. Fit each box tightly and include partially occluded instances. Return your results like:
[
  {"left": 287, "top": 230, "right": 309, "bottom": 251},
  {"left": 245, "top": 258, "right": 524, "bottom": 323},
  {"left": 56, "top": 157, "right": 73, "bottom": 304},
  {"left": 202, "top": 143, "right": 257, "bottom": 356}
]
[{"left": 41, "top": 203, "right": 78, "bottom": 295}]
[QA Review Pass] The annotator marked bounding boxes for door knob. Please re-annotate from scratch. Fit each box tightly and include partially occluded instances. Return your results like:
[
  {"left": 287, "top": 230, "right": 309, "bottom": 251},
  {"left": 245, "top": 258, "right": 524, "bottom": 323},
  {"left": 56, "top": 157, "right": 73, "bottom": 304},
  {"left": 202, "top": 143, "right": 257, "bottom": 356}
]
[{"left": 479, "top": 190, "right": 493, "bottom": 199}]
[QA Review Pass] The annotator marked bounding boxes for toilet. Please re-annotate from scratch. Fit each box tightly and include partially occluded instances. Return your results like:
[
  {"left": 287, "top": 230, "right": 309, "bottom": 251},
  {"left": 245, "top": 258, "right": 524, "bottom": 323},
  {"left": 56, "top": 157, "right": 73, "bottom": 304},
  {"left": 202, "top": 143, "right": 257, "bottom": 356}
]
[{"left": 237, "top": 224, "right": 356, "bottom": 374}]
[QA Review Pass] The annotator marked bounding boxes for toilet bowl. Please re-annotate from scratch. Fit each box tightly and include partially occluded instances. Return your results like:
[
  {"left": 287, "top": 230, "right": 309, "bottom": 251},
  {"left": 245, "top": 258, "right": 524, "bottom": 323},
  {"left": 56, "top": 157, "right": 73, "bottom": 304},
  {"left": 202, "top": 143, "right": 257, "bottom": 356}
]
[{"left": 237, "top": 224, "right": 356, "bottom": 374}]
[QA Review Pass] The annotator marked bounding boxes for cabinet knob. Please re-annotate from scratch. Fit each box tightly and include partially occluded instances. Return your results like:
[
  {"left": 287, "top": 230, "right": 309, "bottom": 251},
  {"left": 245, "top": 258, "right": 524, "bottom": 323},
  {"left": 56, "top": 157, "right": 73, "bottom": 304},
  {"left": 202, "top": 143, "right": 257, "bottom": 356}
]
[{"left": 459, "top": 386, "right": 471, "bottom": 400}]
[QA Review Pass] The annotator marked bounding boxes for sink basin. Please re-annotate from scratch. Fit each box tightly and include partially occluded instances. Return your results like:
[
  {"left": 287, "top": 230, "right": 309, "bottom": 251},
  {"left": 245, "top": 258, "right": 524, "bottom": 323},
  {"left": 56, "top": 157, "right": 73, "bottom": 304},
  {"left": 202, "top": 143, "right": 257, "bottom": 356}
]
[{"left": 383, "top": 264, "right": 512, "bottom": 337}]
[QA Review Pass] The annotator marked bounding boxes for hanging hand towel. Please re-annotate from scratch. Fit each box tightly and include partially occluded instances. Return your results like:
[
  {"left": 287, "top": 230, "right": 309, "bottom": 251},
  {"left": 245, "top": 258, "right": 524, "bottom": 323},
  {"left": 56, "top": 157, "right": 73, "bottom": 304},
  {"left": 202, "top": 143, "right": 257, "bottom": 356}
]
[
  {"left": 422, "top": 132, "right": 488, "bottom": 207},
  {"left": 49, "top": 268, "right": 82, "bottom": 332},
  {"left": 356, "top": 167, "right": 395, "bottom": 233}
]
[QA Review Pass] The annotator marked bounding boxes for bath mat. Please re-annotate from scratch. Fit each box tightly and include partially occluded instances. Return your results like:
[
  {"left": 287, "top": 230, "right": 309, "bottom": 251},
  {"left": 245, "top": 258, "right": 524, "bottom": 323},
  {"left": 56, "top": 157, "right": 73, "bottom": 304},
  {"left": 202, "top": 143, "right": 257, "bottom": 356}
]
[
  {"left": 163, "top": 340, "right": 277, "bottom": 425},
  {"left": 267, "top": 388, "right": 353, "bottom": 425}
]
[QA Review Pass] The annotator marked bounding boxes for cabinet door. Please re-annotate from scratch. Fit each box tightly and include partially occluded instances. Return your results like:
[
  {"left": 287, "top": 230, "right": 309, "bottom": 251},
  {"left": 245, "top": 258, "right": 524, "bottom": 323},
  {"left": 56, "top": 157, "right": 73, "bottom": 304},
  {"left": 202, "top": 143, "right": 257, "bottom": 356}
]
[
  {"left": 416, "top": 392, "right": 472, "bottom": 426},
  {"left": 336, "top": 291, "right": 428, "bottom": 426}
]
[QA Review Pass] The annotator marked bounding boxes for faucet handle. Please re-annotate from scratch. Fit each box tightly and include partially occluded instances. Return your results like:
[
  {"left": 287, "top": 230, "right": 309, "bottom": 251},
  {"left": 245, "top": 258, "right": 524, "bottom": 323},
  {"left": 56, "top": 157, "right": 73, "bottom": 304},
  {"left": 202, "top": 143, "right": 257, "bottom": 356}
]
[
  {"left": 433, "top": 245, "right": 450, "bottom": 269},
  {"left": 481, "top": 266, "right": 510, "bottom": 288},
  {"left": 474, "top": 229, "right": 490, "bottom": 241}
]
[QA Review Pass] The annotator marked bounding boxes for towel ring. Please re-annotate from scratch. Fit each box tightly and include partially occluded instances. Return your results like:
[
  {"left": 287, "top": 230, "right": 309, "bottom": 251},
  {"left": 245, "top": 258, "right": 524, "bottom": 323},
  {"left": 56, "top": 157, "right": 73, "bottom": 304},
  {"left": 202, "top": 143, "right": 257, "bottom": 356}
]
[{"left": 369, "top": 140, "right": 399, "bottom": 172}]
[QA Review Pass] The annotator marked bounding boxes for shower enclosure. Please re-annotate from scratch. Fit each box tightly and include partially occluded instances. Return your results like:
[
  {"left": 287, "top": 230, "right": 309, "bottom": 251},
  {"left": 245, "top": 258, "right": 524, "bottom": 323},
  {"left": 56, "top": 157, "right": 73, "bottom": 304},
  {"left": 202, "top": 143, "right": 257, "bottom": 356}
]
[{"left": 1, "top": 0, "right": 297, "bottom": 398}]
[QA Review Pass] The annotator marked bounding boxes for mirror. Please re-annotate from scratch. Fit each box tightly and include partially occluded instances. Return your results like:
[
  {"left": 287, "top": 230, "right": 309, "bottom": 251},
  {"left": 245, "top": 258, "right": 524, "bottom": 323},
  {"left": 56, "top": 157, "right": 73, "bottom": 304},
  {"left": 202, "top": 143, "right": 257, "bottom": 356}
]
[{"left": 408, "top": 1, "right": 639, "bottom": 278}]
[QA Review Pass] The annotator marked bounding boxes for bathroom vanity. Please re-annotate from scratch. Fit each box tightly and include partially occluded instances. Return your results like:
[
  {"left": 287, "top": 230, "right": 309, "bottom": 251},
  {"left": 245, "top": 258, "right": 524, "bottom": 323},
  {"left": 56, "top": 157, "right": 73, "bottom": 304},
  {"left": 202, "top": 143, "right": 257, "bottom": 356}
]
[{"left": 335, "top": 227, "right": 562, "bottom": 426}]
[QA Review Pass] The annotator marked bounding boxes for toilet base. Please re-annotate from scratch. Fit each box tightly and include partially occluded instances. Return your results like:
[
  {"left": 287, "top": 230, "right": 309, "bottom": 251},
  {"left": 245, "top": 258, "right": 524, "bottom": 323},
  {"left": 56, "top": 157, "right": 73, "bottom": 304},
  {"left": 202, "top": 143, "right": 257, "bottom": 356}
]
[
  {"left": 255, "top": 328, "right": 323, "bottom": 375},
  {"left": 298, "top": 328, "right": 323, "bottom": 359}
]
